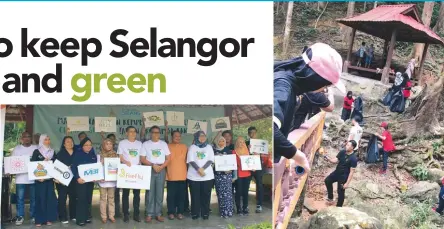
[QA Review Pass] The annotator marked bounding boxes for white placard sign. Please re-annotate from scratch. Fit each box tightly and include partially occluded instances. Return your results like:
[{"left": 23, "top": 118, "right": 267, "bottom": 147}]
[
  {"left": 78, "top": 163, "right": 104, "bottom": 183},
  {"left": 117, "top": 164, "right": 151, "bottom": 190},
  {"left": 4, "top": 156, "right": 29, "bottom": 174},
  {"left": 215, "top": 154, "right": 237, "bottom": 171},
  {"left": 187, "top": 120, "right": 208, "bottom": 134},
  {"left": 48, "top": 160, "right": 73, "bottom": 186},
  {"left": 28, "top": 161, "right": 53, "bottom": 180},
  {"left": 166, "top": 111, "right": 185, "bottom": 126},
  {"left": 249, "top": 139, "right": 269, "bottom": 154},
  {"left": 67, "top": 116, "right": 90, "bottom": 131},
  {"left": 211, "top": 117, "right": 231, "bottom": 132},
  {"left": 95, "top": 117, "right": 117, "bottom": 133},
  {"left": 104, "top": 158, "right": 120, "bottom": 181},
  {"left": 240, "top": 155, "right": 262, "bottom": 171},
  {"left": 143, "top": 111, "right": 165, "bottom": 127}
]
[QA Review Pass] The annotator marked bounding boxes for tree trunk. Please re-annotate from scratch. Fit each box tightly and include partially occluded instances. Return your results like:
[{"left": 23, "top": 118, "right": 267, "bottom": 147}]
[
  {"left": 433, "top": 2, "right": 444, "bottom": 33},
  {"left": 283, "top": 2, "right": 294, "bottom": 57},
  {"left": 404, "top": 64, "right": 444, "bottom": 137},
  {"left": 341, "top": 2, "right": 355, "bottom": 42},
  {"left": 411, "top": 2, "right": 435, "bottom": 65},
  {"left": 318, "top": 2, "right": 325, "bottom": 11},
  {"left": 363, "top": 2, "right": 367, "bottom": 12},
  {"left": 275, "top": 2, "right": 280, "bottom": 18},
  {"left": 374, "top": 1, "right": 377, "bottom": 9}
]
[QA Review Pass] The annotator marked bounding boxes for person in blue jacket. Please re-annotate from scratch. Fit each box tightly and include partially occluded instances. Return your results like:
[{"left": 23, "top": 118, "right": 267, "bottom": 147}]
[
  {"left": 274, "top": 43, "right": 346, "bottom": 172},
  {"left": 71, "top": 137, "right": 98, "bottom": 226}
]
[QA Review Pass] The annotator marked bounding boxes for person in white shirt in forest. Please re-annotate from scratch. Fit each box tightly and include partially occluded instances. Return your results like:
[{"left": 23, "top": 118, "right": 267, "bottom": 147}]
[
  {"left": 11, "top": 132, "right": 37, "bottom": 225},
  {"left": 117, "top": 126, "right": 143, "bottom": 223},
  {"left": 140, "top": 125, "right": 170, "bottom": 223},
  {"left": 347, "top": 117, "right": 363, "bottom": 153}
]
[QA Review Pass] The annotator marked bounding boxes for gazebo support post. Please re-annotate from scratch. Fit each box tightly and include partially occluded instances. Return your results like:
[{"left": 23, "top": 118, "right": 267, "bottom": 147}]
[
  {"left": 417, "top": 43, "right": 429, "bottom": 80},
  {"left": 381, "top": 29, "right": 397, "bottom": 84},
  {"left": 344, "top": 28, "right": 356, "bottom": 73},
  {"left": 381, "top": 39, "right": 389, "bottom": 67}
]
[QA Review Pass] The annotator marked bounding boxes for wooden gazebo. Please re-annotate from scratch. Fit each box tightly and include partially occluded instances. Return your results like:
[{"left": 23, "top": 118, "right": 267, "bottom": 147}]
[{"left": 338, "top": 4, "right": 444, "bottom": 84}]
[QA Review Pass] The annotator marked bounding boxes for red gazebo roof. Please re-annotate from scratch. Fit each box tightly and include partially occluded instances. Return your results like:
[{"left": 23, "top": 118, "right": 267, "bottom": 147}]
[{"left": 337, "top": 4, "right": 444, "bottom": 45}]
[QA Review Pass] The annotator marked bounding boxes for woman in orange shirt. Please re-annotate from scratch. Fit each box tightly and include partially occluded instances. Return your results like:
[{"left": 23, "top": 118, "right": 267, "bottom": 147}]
[{"left": 234, "top": 137, "right": 252, "bottom": 216}]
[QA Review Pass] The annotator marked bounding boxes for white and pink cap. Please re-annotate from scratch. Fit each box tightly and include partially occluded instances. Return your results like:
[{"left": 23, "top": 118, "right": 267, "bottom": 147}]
[{"left": 301, "top": 43, "right": 346, "bottom": 94}]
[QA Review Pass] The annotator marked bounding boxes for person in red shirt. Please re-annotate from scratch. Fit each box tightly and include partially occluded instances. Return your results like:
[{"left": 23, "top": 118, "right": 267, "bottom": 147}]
[
  {"left": 234, "top": 137, "right": 252, "bottom": 216},
  {"left": 374, "top": 122, "right": 396, "bottom": 174},
  {"left": 341, "top": 91, "right": 354, "bottom": 121},
  {"left": 403, "top": 75, "right": 412, "bottom": 108}
]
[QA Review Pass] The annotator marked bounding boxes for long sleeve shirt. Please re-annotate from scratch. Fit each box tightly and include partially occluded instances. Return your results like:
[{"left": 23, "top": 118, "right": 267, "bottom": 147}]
[
  {"left": 71, "top": 150, "right": 97, "bottom": 180},
  {"left": 55, "top": 149, "right": 75, "bottom": 167}
]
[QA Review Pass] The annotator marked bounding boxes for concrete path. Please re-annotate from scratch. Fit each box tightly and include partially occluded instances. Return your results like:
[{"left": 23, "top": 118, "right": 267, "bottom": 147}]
[{"left": 4, "top": 191, "right": 271, "bottom": 229}]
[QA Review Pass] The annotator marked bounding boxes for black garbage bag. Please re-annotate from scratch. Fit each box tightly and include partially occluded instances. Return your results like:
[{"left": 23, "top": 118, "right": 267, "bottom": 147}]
[
  {"left": 389, "top": 90, "right": 406, "bottom": 113},
  {"left": 382, "top": 89, "right": 394, "bottom": 106},
  {"left": 366, "top": 135, "right": 379, "bottom": 164},
  {"left": 351, "top": 96, "right": 364, "bottom": 123}
]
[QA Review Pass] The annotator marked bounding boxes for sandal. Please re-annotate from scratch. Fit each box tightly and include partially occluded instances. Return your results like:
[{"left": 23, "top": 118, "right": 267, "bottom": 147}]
[
  {"left": 36, "top": 224, "right": 42, "bottom": 227},
  {"left": 109, "top": 218, "right": 116, "bottom": 223},
  {"left": 47, "top": 222, "right": 52, "bottom": 226},
  {"left": 177, "top": 214, "right": 184, "bottom": 220},
  {"left": 101, "top": 219, "right": 107, "bottom": 224},
  {"left": 168, "top": 214, "right": 175, "bottom": 220}
]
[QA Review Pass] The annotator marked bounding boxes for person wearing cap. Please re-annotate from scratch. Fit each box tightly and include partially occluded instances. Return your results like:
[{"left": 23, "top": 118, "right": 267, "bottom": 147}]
[
  {"left": 374, "top": 122, "right": 396, "bottom": 175},
  {"left": 273, "top": 43, "right": 346, "bottom": 172},
  {"left": 432, "top": 176, "right": 444, "bottom": 215}
]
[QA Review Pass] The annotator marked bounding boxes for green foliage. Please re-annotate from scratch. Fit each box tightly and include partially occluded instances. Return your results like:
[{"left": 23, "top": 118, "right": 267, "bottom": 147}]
[
  {"left": 232, "top": 118, "right": 272, "bottom": 152},
  {"left": 408, "top": 200, "right": 434, "bottom": 228},
  {"left": 432, "top": 142, "right": 442, "bottom": 153},
  {"left": 412, "top": 164, "right": 429, "bottom": 181},
  {"left": 228, "top": 221, "right": 272, "bottom": 229},
  {"left": 3, "top": 122, "right": 26, "bottom": 155}
]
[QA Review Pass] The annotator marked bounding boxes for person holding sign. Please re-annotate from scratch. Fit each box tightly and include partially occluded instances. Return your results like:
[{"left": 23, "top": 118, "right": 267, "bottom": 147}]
[
  {"left": 54, "top": 136, "right": 76, "bottom": 224},
  {"left": 234, "top": 137, "right": 252, "bottom": 216},
  {"left": 10, "top": 132, "right": 37, "bottom": 226},
  {"left": 67, "top": 128, "right": 96, "bottom": 155},
  {"left": 98, "top": 139, "right": 118, "bottom": 224},
  {"left": 140, "top": 126, "right": 171, "bottom": 223},
  {"left": 71, "top": 137, "right": 98, "bottom": 226},
  {"left": 245, "top": 127, "right": 264, "bottom": 213},
  {"left": 30, "top": 134, "right": 58, "bottom": 227},
  {"left": 118, "top": 126, "right": 143, "bottom": 223},
  {"left": 213, "top": 136, "right": 234, "bottom": 218},
  {"left": 100, "top": 132, "right": 120, "bottom": 217},
  {"left": 164, "top": 125, "right": 188, "bottom": 220},
  {"left": 187, "top": 131, "right": 215, "bottom": 220}
]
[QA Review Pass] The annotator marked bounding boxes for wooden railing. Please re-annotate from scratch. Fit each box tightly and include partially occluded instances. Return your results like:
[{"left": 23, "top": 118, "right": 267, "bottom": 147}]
[{"left": 273, "top": 112, "right": 326, "bottom": 229}]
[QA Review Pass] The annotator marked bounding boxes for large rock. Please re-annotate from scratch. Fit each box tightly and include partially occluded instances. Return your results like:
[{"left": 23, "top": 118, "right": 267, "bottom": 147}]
[
  {"left": 428, "top": 168, "right": 444, "bottom": 184},
  {"left": 307, "top": 207, "right": 383, "bottom": 229},
  {"left": 404, "top": 181, "right": 440, "bottom": 203}
]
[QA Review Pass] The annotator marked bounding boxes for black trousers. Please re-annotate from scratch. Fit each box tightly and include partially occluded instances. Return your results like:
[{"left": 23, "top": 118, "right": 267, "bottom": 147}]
[
  {"left": 251, "top": 170, "right": 264, "bottom": 206},
  {"left": 189, "top": 180, "right": 213, "bottom": 218},
  {"left": 184, "top": 180, "right": 190, "bottom": 209},
  {"left": 56, "top": 181, "right": 77, "bottom": 221},
  {"left": 115, "top": 188, "right": 121, "bottom": 217},
  {"left": 2, "top": 177, "right": 11, "bottom": 220},
  {"left": 235, "top": 177, "right": 251, "bottom": 211},
  {"left": 325, "top": 171, "right": 346, "bottom": 207},
  {"left": 75, "top": 182, "right": 94, "bottom": 224},
  {"left": 167, "top": 181, "right": 186, "bottom": 215},
  {"left": 341, "top": 108, "right": 352, "bottom": 121},
  {"left": 122, "top": 189, "right": 140, "bottom": 217}
]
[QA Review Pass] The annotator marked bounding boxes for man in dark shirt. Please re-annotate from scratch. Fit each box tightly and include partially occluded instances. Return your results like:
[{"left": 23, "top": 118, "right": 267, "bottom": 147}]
[
  {"left": 291, "top": 90, "right": 334, "bottom": 132},
  {"left": 274, "top": 43, "right": 345, "bottom": 172},
  {"left": 324, "top": 140, "right": 358, "bottom": 207},
  {"left": 245, "top": 127, "right": 264, "bottom": 213},
  {"left": 222, "top": 130, "right": 235, "bottom": 150}
]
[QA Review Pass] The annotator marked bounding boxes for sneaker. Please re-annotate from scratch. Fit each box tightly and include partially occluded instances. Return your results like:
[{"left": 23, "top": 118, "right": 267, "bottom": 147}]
[
  {"left": 242, "top": 208, "right": 249, "bottom": 215},
  {"left": 15, "top": 216, "right": 24, "bottom": 226},
  {"left": 237, "top": 209, "right": 243, "bottom": 216},
  {"left": 326, "top": 198, "right": 335, "bottom": 205},
  {"left": 71, "top": 219, "right": 76, "bottom": 222},
  {"left": 379, "top": 169, "right": 387, "bottom": 175},
  {"left": 123, "top": 215, "right": 129, "bottom": 223},
  {"left": 31, "top": 218, "right": 35, "bottom": 224},
  {"left": 61, "top": 220, "right": 69, "bottom": 224},
  {"left": 256, "top": 205, "right": 263, "bottom": 213}
]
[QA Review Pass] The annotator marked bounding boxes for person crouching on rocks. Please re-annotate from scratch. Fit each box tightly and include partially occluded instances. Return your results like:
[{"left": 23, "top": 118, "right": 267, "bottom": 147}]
[{"left": 324, "top": 140, "right": 358, "bottom": 207}]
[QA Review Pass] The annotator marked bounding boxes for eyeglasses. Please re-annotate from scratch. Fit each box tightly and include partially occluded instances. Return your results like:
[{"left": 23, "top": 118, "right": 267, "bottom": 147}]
[{"left": 151, "top": 132, "right": 160, "bottom": 134}]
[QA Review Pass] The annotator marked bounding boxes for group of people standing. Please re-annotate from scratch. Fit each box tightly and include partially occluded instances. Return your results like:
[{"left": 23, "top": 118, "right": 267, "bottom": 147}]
[{"left": 6, "top": 120, "right": 266, "bottom": 227}]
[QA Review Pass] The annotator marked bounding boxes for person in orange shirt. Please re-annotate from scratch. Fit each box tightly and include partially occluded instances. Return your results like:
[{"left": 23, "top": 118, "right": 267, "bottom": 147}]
[
  {"left": 234, "top": 137, "right": 252, "bottom": 216},
  {"left": 164, "top": 126, "right": 188, "bottom": 220}
]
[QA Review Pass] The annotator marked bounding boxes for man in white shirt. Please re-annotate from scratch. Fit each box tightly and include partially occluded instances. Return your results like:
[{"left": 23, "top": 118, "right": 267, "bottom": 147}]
[
  {"left": 347, "top": 117, "right": 363, "bottom": 152},
  {"left": 118, "top": 126, "right": 143, "bottom": 223},
  {"left": 11, "top": 132, "right": 37, "bottom": 225},
  {"left": 141, "top": 126, "right": 170, "bottom": 223}
]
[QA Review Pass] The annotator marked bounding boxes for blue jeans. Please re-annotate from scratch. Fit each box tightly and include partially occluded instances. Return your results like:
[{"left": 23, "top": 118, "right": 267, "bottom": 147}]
[
  {"left": 436, "top": 186, "right": 444, "bottom": 214},
  {"left": 16, "top": 184, "right": 35, "bottom": 218}
]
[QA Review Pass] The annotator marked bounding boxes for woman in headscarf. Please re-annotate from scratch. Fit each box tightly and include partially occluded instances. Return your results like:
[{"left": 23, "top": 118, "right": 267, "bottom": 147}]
[
  {"left": 341, "top": 91, "right": 354, "bottom": 121},
  {"left": 233, "top": 137, "right": 252, "bottom": 215},
  {"left": 30, "top": 134, "right": 58, "bottom": 227},
  {"left": 213, "top": 136, "right": 234, "bottom": 218},
  {"left": 98, "top": 139, "right": 118, "bottom": 224},
  {"left": 186, "top": 131, "right": 215, "bottom": 220},
  {"left": 55, "top": 136, "right": 76, "bottom": 224},
  {"left": 405, "top": 58, "right": 416, "bottom": 79},
  {"left": 71, "top": 137, "right": 97, "bottom": 226}
]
